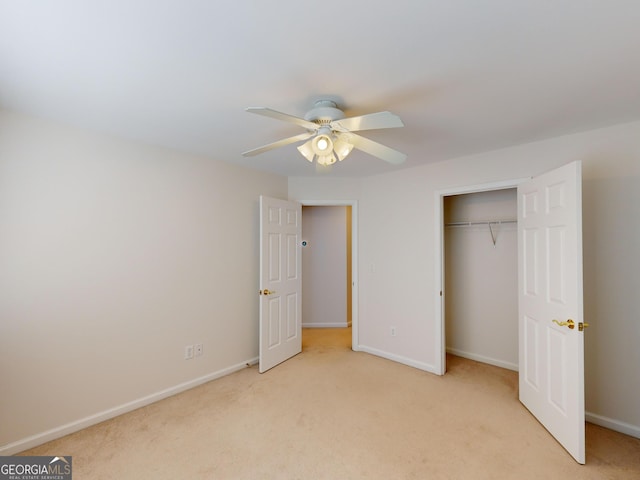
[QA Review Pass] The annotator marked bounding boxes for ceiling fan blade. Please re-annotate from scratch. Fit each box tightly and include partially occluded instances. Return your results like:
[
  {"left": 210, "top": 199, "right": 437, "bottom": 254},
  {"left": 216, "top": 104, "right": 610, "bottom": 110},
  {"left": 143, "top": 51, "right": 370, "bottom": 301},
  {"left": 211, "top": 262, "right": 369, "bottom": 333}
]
[
  {"left": 331, "top": 111, "right": 404, "bottom": 132},
  {"left": 349, "top": 133, "right": 407, "bottom": 165},
  {"left": 246, "top": 107, "right": 319, "bottom": 131},
  {"left": 242, "top": 132, "right": 315, "bottom": 157}
]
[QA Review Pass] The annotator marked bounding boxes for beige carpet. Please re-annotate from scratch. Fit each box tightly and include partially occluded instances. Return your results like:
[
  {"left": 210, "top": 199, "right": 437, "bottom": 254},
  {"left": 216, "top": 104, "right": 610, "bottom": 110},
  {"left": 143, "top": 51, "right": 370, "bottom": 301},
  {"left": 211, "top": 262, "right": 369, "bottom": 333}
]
[{"left": 21, "top": 327, "right": 640, "bottom": 479}]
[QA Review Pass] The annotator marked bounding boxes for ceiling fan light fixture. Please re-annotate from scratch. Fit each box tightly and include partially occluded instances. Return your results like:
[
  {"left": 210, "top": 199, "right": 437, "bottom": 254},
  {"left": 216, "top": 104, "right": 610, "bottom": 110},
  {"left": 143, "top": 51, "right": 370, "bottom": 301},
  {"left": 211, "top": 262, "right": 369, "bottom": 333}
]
[
  {"left": 297, "top": 139, "right": 315, "bottom": 162},
  {"left": 333, "top": 137, "right": 354, "bottom": 161},
  {"left": 311, "top": 126, "right": 334, "bottom": 156},
  {"left": 316, "top": 137, "right": 330, "bottom": 151},
  {"left": 317, "top": 153, "right": 337, "bottom": 166}
]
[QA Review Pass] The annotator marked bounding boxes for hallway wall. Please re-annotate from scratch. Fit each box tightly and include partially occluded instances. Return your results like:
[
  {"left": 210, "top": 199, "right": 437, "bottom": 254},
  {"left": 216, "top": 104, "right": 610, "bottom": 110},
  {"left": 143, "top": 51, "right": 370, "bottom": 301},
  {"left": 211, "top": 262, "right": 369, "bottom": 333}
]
[{"left": 302, "top": 206, "right": 349, "bottom": 327}]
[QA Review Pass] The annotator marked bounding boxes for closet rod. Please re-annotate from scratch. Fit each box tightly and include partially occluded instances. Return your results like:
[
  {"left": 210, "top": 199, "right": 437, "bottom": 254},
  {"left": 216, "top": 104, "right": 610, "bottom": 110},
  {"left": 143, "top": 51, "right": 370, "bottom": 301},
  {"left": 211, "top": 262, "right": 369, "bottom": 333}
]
[
  {"left": 444, "top": 220, "right": 517, "bottom": 227},
  {"left": 445, "top": 219, "right": 517, "bottom": 246}
]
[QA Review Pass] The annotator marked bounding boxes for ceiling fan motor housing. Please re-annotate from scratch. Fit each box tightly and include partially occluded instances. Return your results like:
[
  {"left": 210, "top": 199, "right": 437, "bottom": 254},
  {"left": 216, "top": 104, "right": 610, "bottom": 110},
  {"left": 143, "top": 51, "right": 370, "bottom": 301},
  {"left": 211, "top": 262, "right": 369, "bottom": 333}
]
[{"left": 304, "top": 100, "right": 345, "bottom": 125}]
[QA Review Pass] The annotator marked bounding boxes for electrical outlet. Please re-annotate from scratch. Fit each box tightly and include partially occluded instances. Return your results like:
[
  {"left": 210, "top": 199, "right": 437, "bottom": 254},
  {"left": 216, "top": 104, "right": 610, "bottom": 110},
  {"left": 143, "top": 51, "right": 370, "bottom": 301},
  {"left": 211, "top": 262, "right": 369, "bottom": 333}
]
[
  {"left": 184, "top": 345, "right": 194, "bottom": 360},
  {"left": 390, "top": 327, "right": 397, "bottom": 337},
  {"left": 195, "top": 343, "right": 203, "bottom": 357}
]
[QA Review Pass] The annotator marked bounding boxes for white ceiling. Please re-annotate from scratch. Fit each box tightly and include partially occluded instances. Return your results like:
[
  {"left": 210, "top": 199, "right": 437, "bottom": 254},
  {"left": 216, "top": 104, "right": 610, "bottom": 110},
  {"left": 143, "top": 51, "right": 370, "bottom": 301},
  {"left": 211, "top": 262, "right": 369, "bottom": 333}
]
[{"left": 1, "top": 1, "right": 640, "bottom": 178}]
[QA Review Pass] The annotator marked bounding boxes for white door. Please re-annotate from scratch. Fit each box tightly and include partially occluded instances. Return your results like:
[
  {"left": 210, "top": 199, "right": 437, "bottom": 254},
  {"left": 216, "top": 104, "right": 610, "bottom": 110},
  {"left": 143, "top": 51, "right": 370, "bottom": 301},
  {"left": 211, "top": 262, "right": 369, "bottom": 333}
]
[
  {"left": 518, "top": 161, "right": 585, "bottom": 463},
  {"left": 259, "top": 196, "right": 302, "bottom": 373}
]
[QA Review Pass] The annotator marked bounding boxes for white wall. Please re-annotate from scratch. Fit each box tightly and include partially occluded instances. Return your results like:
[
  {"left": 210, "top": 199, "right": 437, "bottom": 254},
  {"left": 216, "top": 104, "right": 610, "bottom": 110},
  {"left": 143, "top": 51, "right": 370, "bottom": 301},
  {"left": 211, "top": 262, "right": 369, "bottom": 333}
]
[
  {"left": 289, "top": 120, "right": 640, "bottom": 438},
  {"left": 0, "top": 111, "right": 287, "bottom": 452},
  {"left": 301, "top": 206, "right": 348, "bottom": 327},
  {"left": 444, "top": 190, "right": 518, "bottom": 370}
]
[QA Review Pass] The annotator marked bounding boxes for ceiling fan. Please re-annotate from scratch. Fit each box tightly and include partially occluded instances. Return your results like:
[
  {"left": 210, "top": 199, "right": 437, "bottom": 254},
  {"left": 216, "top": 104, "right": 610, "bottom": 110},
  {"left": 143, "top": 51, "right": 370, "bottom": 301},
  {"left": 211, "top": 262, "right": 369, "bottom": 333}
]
[{"left": 242, "top": 100, "right": 407, "bottom": 167}]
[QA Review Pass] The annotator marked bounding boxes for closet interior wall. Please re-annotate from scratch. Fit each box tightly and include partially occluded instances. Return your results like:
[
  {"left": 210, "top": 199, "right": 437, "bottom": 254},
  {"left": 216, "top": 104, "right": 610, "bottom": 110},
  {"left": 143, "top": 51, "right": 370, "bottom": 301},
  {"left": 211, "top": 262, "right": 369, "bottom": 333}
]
[{"left": 444, "top": 189, "right": 518, "bottom": 371}]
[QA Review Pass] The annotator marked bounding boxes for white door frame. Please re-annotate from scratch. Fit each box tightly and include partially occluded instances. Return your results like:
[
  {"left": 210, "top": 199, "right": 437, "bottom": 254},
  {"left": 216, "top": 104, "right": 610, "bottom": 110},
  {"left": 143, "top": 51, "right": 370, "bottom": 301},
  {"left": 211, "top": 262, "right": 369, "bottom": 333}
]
[
  {"left": 298, "top": 199, "right": 359, "bottom": 351},
  {"left": 434, "top": 178, "right": 528, "bottom": 375}
]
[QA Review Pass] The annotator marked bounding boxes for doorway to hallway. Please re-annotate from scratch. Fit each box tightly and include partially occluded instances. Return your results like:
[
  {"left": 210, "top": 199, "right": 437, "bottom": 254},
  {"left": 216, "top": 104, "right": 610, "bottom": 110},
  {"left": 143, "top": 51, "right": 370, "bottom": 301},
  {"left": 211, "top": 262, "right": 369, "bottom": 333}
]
[
  {"left": 302, "top": 326, "right": 353, "bottom": 351},
  {"left": 299, "top": 200, "right": 358, "bottom": 350}
]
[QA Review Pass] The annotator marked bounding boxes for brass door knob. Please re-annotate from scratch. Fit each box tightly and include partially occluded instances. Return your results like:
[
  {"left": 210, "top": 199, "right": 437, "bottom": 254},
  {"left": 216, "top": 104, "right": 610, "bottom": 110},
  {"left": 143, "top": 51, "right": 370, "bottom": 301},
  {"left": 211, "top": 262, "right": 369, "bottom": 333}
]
[
  {"left": 552, "top": 319, "right": 575, "bottom": 329},
  {"left": 552, "top": 319, "right": 589, "bottom": 331}
]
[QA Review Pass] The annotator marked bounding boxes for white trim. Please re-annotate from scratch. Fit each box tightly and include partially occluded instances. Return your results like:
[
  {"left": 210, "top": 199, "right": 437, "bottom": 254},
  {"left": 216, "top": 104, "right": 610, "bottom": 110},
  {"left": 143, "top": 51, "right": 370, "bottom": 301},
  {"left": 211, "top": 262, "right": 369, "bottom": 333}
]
[
  {"left": 434, "top": 178, "right": 528, "bottom": 375},
  {"left": 358, "top": 345, "right": 439, "bottom": 375},
  {"left": 302, "top": 322, "right": 349, "bottom": 328},
  {"left": 585, "top": 412, "right": 640, "bottom": 440},
  {"left": 446, "top": 348, "right": 519, "bottom": 372},
  {"left": 0, "top": 358, "right": 257, "bottom": 456},
  {"left": 434, "top": 193, "right": 445, "bottom": 374},
  {"left": 297, "top": 199, "right": 359, "bottom": 351}
]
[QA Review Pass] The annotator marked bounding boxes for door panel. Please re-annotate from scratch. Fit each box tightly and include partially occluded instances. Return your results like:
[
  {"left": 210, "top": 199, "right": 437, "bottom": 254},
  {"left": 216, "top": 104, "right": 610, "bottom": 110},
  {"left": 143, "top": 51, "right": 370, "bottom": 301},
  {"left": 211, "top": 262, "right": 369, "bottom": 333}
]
[
  {"left": 259, "top": 196, "right": 302, "bottom": 373},
  {"left": 268, "top": 297, "right": 281, "bottom": 348},
  {"left": 523, "top": 315, "right": 539, "bottom": 389},
  {"left": 518, "top": 161, "right": 585, "bottom": 464}
]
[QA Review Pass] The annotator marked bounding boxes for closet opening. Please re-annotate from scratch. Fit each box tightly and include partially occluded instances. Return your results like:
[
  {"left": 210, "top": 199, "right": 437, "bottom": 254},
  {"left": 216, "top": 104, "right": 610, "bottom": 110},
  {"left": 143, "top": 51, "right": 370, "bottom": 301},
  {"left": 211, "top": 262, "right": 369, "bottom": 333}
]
[
  {"left": 443, "top": 189, "right": 518, "bottom": 372},
  {"left": 435, "top": 178, "right": 527, "bottom": 375}
]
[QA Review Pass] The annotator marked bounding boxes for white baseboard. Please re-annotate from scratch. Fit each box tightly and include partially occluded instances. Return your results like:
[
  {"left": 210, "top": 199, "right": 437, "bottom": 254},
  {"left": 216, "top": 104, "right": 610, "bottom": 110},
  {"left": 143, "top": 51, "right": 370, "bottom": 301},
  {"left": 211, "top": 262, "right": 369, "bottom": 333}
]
[
  {"left": 0, "top": 357, "right": 258, "bottom": 456},
  {"left": 586, "top": 412, "right": 640, "bottom": 439},
  {"left": 302, "top": 322, "right": 349, "bottom": 328},
  {"left": 446, "top": 347, "right": 519, "bottom": 372},
  {"left": 357, "top": 345, "right": 439, "bottom": 375}
]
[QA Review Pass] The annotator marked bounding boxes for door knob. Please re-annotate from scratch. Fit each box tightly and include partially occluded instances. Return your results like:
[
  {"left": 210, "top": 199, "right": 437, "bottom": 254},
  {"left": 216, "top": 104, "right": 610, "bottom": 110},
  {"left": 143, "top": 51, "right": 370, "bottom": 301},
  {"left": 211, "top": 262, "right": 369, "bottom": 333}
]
[
  {"left": 552, "top": 319, "right": 575, "bottom": 329},
  {"left": 552, "top": 319, "right": 589, "bottom": 331},
  {"left": 259, "top": 289, "right": 276, "bottom": 295}
]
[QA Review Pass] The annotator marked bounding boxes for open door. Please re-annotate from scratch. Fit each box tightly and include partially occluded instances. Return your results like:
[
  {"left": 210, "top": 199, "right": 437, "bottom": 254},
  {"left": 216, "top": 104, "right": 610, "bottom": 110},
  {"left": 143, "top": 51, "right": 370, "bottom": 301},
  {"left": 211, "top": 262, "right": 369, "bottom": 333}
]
[
  {"left": 518, "top": 161, "right": 585, "bottom": 463},
  {"left": 259, "top": 196, "right": 302, "bottom": 373}
]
